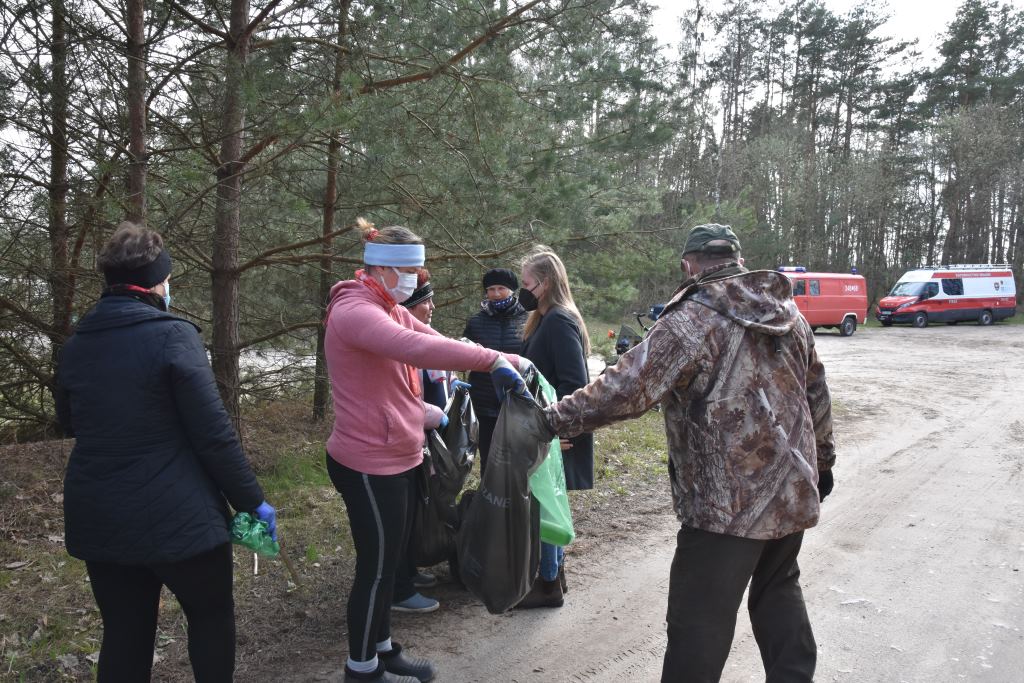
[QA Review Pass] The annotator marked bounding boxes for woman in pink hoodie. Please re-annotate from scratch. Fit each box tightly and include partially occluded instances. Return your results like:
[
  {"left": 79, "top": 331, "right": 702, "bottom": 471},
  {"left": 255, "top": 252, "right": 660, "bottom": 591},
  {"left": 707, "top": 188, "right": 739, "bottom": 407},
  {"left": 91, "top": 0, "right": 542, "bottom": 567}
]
[{"left": 325, "top": 219, "right": 529, "bottom": 683}]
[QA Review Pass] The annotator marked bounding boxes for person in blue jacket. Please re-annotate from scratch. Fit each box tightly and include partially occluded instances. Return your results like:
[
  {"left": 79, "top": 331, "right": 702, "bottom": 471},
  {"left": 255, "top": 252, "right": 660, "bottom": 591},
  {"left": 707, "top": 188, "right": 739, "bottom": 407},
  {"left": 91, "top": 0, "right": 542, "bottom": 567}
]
[
  {"left": 55, "top": 222, "right": 276, "bottom": 682},
  {"left": 515, "top": 247, "right": 593, "bottom": 608}
]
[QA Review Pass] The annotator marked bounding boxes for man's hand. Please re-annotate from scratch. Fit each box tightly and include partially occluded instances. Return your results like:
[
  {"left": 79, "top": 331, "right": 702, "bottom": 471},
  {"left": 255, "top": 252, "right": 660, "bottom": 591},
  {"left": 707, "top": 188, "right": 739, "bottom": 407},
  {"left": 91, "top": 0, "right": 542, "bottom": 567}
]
[{"left": 817, "top": 469, "right": 834, "bottom": 502}]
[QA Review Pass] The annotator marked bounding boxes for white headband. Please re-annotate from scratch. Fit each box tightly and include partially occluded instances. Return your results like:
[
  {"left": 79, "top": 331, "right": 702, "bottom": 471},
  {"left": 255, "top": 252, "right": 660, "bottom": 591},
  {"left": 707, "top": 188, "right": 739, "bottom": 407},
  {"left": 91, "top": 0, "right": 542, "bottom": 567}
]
[{"left": 363, "top": 242, "right": 425, "bottom": 267}]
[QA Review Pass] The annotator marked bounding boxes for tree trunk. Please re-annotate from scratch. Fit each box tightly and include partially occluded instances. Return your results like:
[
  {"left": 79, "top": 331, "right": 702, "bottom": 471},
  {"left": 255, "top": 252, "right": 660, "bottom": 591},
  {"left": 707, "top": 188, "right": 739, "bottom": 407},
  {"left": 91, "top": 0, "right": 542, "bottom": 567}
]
[
  {"left": 48, "top": 0, "right": 71, "bottom": 401},
  {"left": 211, "top": 0, "right": 250, "bottom": 429},
  {"left": 1011, "top": 199, "right": 1023, "bottom": 301},
  {"left": 313, "top": 0, "right": 352, "bottom": 422},
  {"left": 125, "top": 0, "right": 146, "bottom": 222},
  {"left": 993, "top": 183, "right": 1005, "bottom": 263}
]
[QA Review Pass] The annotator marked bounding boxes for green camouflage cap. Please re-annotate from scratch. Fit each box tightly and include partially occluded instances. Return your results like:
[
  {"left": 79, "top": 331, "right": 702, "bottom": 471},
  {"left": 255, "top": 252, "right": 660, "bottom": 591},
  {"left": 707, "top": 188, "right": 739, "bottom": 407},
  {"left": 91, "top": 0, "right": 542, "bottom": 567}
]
[{"left": 681, "top": 223, "right": 741, "bottom": 256}]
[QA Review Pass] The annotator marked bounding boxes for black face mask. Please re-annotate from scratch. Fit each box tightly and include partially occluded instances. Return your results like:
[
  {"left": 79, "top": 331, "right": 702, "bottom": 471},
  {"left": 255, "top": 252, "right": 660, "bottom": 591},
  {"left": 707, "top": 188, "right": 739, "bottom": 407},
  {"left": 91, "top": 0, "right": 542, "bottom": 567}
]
[{"left": 518, "top": 285, "right": 539, "bottom": 311}]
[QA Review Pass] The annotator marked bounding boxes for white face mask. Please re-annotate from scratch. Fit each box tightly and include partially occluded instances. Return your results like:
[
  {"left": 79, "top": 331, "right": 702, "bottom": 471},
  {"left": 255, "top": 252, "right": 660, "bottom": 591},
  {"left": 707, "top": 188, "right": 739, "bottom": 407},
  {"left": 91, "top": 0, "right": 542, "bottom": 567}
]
[{"left": 386, "top": 267, "right": 418, "bottom": 303}]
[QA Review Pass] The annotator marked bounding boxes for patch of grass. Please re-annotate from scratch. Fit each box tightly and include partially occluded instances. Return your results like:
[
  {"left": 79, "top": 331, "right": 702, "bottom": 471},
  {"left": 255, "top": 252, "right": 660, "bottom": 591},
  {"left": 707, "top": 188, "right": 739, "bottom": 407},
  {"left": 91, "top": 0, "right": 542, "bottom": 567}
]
[
  {"left": 587, "top": 319, "right": 619, "bottom": 363},
  {"left": 259, "top": 443, "right": 330, "bottom": 495},
  {"left": 858, "top": 309, "right": 1024, "bottom": 328},
  {"left": 304, "top": 544, "right": 319, "bottom": 564},
  {"left": 571, "top": 409, "right": 671, "bottom": 516}
]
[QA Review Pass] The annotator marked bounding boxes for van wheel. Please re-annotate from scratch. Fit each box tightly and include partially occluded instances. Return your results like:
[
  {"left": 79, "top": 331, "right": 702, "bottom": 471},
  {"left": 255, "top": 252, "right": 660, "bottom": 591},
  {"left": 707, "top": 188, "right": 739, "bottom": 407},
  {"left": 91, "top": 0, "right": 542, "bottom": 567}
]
[
  {"left": 978, "top": 310, "right": 994, "bottom": 326},
  {"left": 810, "top": 326, "right": 818, "bottom": 333},
  {"left": 839, "top": 316, "right": 857, "bottom": 337},
  {"left": 912, "top": 312, "right": 928, "bottom": 328}
]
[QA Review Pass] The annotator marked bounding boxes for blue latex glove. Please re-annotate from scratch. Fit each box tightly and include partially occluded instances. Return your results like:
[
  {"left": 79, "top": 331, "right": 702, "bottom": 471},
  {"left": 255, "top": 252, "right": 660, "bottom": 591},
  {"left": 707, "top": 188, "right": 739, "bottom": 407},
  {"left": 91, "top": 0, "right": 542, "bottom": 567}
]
[
  {"left": 451, "top": 379, "right": 472, "bottom": 392},
  {"left": 254, "top": 501, "right": 277, "bottom": 542},
  {"left": 439, "top": 413, "right": 449, "bottom": 430},
  {"left": 490, "top": 356, "right": 527, "bottom": 402}
]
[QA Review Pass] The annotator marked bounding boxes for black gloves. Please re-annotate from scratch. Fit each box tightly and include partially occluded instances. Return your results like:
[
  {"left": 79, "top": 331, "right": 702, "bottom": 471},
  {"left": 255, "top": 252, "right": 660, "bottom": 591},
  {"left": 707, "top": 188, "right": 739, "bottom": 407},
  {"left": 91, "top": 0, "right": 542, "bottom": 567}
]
[{"left": 817, "top": 469, "right": 834, "bottom": 502}]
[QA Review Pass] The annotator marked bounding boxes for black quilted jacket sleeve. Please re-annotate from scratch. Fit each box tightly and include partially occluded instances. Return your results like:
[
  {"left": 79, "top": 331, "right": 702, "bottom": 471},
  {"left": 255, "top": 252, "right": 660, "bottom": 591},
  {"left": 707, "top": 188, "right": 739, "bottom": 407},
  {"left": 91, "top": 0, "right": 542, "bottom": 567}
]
[{"left": 165, "top": 322, "right": 264, "bottom": 513}]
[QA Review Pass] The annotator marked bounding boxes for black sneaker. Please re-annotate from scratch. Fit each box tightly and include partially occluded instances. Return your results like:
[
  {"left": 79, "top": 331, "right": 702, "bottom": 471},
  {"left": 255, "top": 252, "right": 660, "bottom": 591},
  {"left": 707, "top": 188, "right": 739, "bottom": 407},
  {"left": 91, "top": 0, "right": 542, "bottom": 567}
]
[
  {"left": 379, "top": 643, "right": 437, "bottom": 682},
  {"left": 343, "top": 661, "right": 419, "bottom": 683},
  {"left": 412, "top": 571, "right": 437, "bottom": 588}
]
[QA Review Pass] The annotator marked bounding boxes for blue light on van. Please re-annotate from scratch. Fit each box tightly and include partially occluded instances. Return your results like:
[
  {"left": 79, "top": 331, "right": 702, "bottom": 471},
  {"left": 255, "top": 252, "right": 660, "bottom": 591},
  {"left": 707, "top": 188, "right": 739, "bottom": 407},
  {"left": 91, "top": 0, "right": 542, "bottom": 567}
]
[{"left": 778, "top": 266, "right": 807, "bottom": 273}]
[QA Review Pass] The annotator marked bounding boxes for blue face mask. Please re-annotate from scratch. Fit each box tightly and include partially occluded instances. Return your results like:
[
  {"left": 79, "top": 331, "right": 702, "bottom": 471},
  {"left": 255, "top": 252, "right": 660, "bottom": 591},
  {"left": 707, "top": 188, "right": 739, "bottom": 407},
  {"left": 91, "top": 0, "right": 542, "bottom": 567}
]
[
  {"left": 163, "top": 281, "right": 172, "bottom": 311},
  {"left": 484, "top": 294, "right": 516, "bottom": 312}
]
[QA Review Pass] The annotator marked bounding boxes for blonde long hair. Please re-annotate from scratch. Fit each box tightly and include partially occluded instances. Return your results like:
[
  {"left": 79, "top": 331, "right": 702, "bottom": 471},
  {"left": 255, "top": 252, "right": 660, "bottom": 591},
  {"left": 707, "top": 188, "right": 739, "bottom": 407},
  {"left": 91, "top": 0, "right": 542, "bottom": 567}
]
[{"left": 521, "top": 246, "right": 591, "bottom": 355}]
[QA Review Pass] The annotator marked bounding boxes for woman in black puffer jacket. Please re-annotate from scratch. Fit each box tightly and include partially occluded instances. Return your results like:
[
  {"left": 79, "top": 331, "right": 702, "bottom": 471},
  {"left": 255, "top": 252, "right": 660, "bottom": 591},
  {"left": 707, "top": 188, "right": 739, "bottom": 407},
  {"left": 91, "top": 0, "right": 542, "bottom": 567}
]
[
  {"left": 56, "top": 223, "right": 275, "bottom": 682},
  {"left": 461, "top": 268, "right": 528, "bottom": 474}
]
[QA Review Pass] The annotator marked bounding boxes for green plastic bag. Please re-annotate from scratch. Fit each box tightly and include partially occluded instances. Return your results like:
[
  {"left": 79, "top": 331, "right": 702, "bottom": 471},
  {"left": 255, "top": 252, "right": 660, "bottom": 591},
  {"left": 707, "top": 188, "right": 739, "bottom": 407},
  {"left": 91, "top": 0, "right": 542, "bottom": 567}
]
[
  {"left": 230, "top": 512, "right": 280, "bottom": 557},
  {"left": 528, "top": 373, "right": 575, "bottom": 546}
]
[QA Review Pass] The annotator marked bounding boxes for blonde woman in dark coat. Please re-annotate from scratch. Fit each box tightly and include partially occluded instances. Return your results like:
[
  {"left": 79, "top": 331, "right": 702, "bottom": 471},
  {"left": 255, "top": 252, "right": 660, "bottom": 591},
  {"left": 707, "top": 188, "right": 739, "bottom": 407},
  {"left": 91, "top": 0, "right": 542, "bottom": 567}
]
[{"left": 515, "top": 246, "right": 592, "bottom": 608}]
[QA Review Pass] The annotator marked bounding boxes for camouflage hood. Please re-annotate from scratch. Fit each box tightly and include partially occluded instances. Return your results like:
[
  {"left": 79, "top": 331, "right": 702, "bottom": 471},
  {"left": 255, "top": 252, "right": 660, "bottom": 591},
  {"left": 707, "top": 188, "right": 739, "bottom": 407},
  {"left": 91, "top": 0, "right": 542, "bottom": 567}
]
[{"left": 664, "top": 263, "right": 799, "bottom": 337}]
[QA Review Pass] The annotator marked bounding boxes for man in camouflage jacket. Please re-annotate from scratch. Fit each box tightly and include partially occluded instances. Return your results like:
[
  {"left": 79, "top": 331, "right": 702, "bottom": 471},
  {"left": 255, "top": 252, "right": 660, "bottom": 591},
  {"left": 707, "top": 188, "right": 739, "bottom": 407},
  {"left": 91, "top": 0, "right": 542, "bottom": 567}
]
[{"left": 544, "top": 224, "right": 835, "bottom": 682}]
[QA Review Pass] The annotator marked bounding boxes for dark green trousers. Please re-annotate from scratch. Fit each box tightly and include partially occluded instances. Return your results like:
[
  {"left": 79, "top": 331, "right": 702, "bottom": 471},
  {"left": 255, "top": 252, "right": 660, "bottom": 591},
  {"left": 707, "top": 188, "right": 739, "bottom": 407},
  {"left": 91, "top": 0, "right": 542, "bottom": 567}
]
[{"left": 661, "top": 526, "right": 817, "bottom": 683}]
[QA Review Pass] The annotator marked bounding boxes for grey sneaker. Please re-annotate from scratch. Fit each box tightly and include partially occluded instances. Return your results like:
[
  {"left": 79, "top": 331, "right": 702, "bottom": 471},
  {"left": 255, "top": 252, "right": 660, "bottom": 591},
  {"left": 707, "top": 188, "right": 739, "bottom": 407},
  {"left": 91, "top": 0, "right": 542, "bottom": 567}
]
[
  {"left": 380, "top": 643, "right": 436, "bottom": 682},
  {"left": 391, "top": 592, "right": 440, "bottom": 613}
]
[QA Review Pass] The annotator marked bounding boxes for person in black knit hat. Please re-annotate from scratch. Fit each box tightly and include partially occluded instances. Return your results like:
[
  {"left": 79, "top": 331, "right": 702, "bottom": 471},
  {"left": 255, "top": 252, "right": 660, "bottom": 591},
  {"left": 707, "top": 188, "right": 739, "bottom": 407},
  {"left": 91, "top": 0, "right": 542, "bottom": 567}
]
[
  {"left": 461, "top": 268, "right": 528, "bottom": 474},
  {"left": 55, "top": 222, "right": 276, "bottom": 682}
]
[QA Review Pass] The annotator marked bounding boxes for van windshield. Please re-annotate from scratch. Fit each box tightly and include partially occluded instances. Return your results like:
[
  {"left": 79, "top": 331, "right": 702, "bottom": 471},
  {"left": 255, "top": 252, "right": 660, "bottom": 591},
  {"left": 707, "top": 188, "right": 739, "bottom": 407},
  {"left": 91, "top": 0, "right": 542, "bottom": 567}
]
[{"left": 889, "top": 281, "right": 924, "bottom": 296}]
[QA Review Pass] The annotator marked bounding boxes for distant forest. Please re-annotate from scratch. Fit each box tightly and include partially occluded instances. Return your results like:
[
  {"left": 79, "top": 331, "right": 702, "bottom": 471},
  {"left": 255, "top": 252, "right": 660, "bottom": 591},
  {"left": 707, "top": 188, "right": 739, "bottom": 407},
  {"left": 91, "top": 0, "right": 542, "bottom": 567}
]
[{"left": 2, "top": 0, "right": 1022, "bottom": 436}]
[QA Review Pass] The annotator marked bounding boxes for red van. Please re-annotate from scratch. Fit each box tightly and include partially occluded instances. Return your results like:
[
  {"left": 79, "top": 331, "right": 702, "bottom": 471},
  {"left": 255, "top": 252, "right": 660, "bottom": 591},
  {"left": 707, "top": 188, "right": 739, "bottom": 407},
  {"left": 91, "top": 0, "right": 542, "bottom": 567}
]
[
  {"left": 778, "top": 267, "right": 869, "bottom": 336},
  {"left": 875, "top": 265, "right": 1017, "bottom": 327}
]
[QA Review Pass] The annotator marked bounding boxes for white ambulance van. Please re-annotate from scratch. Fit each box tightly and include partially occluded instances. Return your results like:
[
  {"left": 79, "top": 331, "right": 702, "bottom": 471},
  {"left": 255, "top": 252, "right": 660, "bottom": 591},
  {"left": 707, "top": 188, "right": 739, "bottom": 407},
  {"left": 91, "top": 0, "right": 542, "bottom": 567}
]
[{"left": 875, "top": 264, "right": 1017, "bottom": 328}]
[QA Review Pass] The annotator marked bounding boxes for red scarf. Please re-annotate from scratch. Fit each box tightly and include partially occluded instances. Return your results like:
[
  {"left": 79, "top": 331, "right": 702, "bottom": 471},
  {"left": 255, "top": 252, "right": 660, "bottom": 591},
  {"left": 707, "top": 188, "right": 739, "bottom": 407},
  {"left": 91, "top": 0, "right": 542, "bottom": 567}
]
[{"left": 355, "top": 269, "right": 421, "bottom": 397}]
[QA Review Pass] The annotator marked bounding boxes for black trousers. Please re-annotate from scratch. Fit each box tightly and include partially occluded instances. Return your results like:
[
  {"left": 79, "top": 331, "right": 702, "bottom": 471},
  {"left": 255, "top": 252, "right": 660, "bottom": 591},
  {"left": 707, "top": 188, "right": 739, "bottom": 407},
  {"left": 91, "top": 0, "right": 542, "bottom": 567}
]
[
  {"left": 393, "top": 475, "right": 422, "bottom": 603},
  {"left": 327, "top": 454, "right": 417, "bottom": 661},
  {"left": 661, "top": 527, "right": 816, "bottom": 683},
  {"left": 477, "top": 414, "right": 498, "bottom": 477},
  {"left": 85, "top": 542, "right": 235, "bottom": 683}
]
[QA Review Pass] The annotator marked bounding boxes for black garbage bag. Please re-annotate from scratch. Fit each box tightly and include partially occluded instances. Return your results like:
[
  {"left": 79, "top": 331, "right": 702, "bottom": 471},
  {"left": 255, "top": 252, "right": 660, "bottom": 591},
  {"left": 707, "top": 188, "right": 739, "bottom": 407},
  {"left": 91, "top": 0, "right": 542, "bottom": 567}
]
[
  {"left": 456, "top": 389, "right": 553, "bottom": 614},
  {"left": 413, "top": 383, "right": 478, "bottom": 567}
]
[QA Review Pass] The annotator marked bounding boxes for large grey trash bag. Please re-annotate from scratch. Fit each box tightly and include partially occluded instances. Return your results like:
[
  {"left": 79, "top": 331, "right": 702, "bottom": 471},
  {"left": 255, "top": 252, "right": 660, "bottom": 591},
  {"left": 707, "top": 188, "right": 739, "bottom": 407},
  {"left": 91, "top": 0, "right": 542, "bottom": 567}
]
[
  {"left": 413, "top": 383, "right": 478, "bottom": 567},
  {"left": 456, "top": 389, "right": 553, "bottom": 614}
]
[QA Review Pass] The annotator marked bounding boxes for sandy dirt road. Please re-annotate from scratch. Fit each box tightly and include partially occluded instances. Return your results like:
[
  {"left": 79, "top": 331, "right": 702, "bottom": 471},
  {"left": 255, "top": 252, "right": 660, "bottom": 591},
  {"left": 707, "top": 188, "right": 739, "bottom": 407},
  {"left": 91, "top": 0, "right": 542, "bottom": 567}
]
[{"left": 299, "top": 324, "right": 1024, "bottom": 682}]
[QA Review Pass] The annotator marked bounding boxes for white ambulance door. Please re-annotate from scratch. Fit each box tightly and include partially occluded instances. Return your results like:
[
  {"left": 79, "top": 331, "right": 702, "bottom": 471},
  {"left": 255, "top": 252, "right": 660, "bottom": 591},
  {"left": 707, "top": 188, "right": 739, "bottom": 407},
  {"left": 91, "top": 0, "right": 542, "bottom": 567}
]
[{"left": 940, "top": 277, "right": 965, "bottom": 321}]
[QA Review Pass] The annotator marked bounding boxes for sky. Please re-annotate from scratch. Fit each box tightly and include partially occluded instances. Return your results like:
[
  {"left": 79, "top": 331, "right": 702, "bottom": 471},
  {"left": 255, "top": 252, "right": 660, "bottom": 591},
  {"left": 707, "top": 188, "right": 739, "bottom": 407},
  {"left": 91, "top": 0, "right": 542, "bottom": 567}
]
[{"left": 649, "top": 0, "right": 1024, "bottom": 65}]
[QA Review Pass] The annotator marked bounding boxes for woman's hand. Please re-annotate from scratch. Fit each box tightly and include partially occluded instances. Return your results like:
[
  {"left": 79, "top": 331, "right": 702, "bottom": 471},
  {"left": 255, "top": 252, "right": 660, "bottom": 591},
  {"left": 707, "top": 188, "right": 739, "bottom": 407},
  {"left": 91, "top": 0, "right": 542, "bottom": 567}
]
[
  {"left": 490, "top": 356, "right": 527, "bottom": 400},
  {"left": 560, "top": 439, "right": 573, "bottom": 451},
  {"left": 254, "top": 501, "right": 277, "bottom": 542}
]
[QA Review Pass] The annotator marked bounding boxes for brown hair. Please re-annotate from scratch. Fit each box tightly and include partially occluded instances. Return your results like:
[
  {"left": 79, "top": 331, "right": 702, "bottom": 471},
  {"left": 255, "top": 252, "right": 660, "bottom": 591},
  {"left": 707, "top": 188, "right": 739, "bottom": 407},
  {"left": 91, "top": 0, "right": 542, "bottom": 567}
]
[
  {"left": 521, "top": 246, "right": 591, "bottom": 355},
  {"left": 357, "top": 217, "right": 423, "bottom": 246},
  {"left": 97, "top": 221, "right": 164, "bottom": 272}
]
